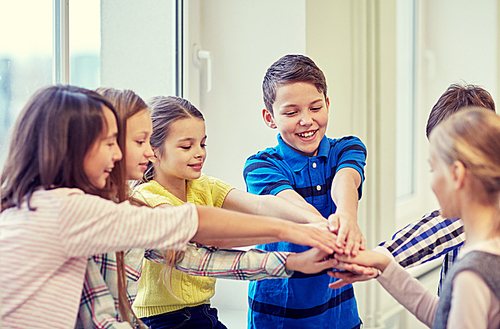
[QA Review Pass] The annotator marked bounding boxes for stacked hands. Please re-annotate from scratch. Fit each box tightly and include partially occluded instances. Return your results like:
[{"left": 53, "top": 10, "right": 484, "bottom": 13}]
[{"left": 288, "top": 213, "right": 387, "bottom": 288}]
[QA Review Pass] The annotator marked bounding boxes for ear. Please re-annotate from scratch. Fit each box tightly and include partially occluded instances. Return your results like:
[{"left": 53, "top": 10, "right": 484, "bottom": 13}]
[
  {"left": 452, "top": 160, "right": 466, "bottom": 190},
  {"left": 262, "top": 108, "right": 277, "bottom": 129},
  {"left": 326, "top": 97, "right": 330, "bottom": 112}
]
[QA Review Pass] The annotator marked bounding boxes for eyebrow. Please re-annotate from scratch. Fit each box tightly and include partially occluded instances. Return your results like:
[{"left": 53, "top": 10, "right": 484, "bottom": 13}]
[
  {"left": 177, "top": 135, "right": 207, "bottom": 143},
  {"left": 280, "top": 98, "right": 324, "bottom": 109},
  {"left": 104, "top": 132, "right": 118, "bottom": 140}
]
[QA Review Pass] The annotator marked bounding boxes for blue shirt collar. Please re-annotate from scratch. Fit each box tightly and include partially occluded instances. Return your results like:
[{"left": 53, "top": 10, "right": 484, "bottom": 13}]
[{"left": 276, "top": 134, "right": 329, "bottom": 172}]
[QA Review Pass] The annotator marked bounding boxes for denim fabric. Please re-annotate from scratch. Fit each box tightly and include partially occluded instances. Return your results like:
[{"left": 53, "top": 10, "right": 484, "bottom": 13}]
[{"left": 141, "top": 305, "right": 227, "bottom": 329}]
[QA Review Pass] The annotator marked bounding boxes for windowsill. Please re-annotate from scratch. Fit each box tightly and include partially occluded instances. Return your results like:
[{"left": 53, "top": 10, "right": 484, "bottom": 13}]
[{"left": 407, "top": 256, "right": 443, "bottom": 279}]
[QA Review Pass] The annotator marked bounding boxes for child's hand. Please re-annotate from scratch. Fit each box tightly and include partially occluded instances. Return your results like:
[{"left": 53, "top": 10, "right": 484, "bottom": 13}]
[
  {"left": 327, "top": 264, "right": 378, "bottom": 289},
  {"left": 328, "top": 213, "right": 366, "bottom": 256},
  {"left": 335, "top": 249, "right": 390, "bottom": 272},
  {"left": 304, "top": 222, "right": 345, "bottom": 254},
  {"left": 279, "top": 222, "right": 339, "bottom": 255},
  {"left": 285, "top": 248, "right": 339, "bottom": 274}
]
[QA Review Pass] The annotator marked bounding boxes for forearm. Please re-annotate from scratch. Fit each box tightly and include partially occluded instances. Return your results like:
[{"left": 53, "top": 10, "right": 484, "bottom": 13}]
[
  {"left": 377, "top": 259, "right": 438, "bottom": 327},
  {"left": 175, "top": 244, "right": 292, "bottom": 280},
  {"left": 331, "top": 169, "right": 360, "bottom": 221},
  {"left": 257, "top": 195, "right": 324, "bottom": 223},
  {"left": 378, "top": 212, "right": 465, "bottom": 269},
  {"left": 192, "top": 205, "right": 285, "bottom": 247},
  {"left": 276, "top": 189, "right": 323, "bottom": 216}
]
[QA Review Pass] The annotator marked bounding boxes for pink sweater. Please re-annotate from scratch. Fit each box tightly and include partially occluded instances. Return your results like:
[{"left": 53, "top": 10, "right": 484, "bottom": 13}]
[
  {"left": 0, "top": 188, "right": 198, "bottom": 329},
  {"left": 376, "top": 239, "right": 500, "bottom": 328}
]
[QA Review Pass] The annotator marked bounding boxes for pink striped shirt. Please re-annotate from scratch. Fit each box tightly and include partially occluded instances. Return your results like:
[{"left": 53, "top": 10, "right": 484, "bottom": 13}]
[{"left": 0, "top": 188, "right": 198, "bottom": 329}]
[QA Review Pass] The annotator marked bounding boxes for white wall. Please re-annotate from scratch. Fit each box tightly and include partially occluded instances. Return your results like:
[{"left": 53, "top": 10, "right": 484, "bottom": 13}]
[
  {"left": 191, "top": 0, "right": 306, "bottom": 191},
  {"left": 187, "top": 1, "right": 306, "bottom": 327},
  {"left": 101, "top": 0, "right": 177, "bottom": 100}
]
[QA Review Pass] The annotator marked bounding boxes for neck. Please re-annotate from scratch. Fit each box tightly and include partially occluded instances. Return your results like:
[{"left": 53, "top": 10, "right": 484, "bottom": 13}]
[
  {"left": 153, "top": 171, "right": 187, "bottom": 202},
  {"left": 461, "top": 201, "right": 500, "bottom": 247}
]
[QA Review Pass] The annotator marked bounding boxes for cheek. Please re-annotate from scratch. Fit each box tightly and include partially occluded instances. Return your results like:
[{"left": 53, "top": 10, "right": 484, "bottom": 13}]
[{"left": 317, "top": 113, "right": 329, "bottom": 128}]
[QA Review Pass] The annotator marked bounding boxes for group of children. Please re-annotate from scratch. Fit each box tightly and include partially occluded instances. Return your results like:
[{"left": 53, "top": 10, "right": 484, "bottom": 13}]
[{"left": 1, "top": 54, "right": 499, "bottom": 329}]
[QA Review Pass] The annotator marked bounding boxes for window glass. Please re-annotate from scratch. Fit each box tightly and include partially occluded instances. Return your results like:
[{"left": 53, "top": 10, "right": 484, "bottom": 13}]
[
  {"left": 0, "top": 0, "right": 53, "bottom": 165},
  {"left": 395, "top": 0, "right": 416, "bottom": 201},
  {"left": 70, "top": 0, "right": 101, "bottom": 89}
]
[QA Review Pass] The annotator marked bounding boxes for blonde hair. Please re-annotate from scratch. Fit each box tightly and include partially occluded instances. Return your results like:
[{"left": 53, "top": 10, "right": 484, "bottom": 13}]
[{"left": 430, "top": 107, "right": 500, "bottom": 194}]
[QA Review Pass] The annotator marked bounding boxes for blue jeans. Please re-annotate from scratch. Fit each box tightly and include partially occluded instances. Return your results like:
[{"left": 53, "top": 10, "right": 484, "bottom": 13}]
[{"left": 141, "top": 304, "right": 228, "bottom": 329}]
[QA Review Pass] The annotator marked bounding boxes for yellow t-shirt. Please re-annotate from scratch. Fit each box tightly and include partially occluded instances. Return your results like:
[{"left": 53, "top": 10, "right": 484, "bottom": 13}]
[{"left": 131, "top": 174, "right": 234, "bottom": 318}]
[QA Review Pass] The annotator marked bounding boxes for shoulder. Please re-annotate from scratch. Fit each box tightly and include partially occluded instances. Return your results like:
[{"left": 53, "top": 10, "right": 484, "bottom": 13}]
[
  {"left": 131, "top": 181, "right": 177, "bottom": 207},
  {"left": 328, "top": 135, "right": 366, "bottom": 151},
  {"left": 246, "top": 145, "right": 284, "bottom": 163}
]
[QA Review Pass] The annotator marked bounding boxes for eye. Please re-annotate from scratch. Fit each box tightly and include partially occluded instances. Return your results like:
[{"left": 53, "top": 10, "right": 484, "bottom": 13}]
[
  {"left": 136, "top": 140, "right": 145, "bottom": 146},
  {"left": 311, "top": 107, "right": 322, "bottom": 111},
  {"left": 180, "top": 146, "right": 191, "bottom": 150},
  {"left": 284, "top": 111, "right": 297, "bottom": 116},
  {"left": 201, "top": 143, "right": 207, "bottom": 148}
]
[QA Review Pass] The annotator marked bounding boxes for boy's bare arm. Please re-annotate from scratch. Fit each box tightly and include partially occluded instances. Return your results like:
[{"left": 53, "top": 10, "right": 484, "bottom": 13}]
[
  {"left": 330, "top": 167, "right": 365, "bottom": 256},
  {"left": 276, "top": 189, "right": 323, "bottom": 216}
]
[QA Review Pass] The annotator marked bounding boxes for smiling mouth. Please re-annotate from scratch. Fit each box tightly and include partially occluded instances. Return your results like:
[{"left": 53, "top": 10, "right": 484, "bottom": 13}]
[
  {"left": 189, "top": 163, "right": 203, "bottom": 169},
  {"left": 297, "top": 130, "right": 317, "bottom": 138}
]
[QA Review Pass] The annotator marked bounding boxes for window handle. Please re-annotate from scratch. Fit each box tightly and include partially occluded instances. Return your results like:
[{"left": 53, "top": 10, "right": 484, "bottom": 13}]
[{"left": 193, "top": 44, "right": 212, "bottom": 92}]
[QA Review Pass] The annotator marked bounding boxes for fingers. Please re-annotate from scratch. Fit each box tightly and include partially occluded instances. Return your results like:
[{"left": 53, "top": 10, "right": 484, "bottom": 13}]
[
  {"left": 360, "top": 236, "right": 366, "bottom": 251},
  {"left": 328, "top": 278, "right": 349, "bottom": 290},
  {"left": 344, "top": 231, "right": 355, "bottom": 256},
  {"left": 309, "top": 228, "right": 335, "bottom": 254},
  {"left": 327, "top": 268, "right": 378, "bottom": 290},
  {"left": 328, "top": 214, "right": 339, "bottom": 233},
  {"left": 335, "top": 224, "right": 347, "bottom": 251},
  {"left": 314, "top": 258, "right": 339, "bottom": 272}
]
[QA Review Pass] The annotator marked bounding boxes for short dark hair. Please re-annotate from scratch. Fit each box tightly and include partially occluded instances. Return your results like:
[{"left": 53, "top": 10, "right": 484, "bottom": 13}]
[
  {"left": 263, "top": 54, "right": 327, "bottom": 115},
  {"left": 1, "top": 85, "right": 119, "bottom": 211},
  {"left": 426, "top": 83, "right": 495, "bottom": 139}
]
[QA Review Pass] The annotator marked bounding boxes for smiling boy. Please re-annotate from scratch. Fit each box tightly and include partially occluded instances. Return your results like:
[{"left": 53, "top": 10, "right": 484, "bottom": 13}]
[{"left": 243, "top": 54, "right": 367, "bottom": 328}]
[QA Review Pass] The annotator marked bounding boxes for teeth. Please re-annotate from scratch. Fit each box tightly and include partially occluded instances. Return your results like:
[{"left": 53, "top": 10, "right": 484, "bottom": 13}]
[{"left": 298, "top": 131, "right": 315, "bottom": 138}]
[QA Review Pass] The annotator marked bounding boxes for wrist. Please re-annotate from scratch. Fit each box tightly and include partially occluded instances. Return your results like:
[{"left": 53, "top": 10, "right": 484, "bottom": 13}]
[
  {"left": 284, "top": 252, "right": 297, "bottom": 272},
  {"left": 375, "top": 254, "right": 391, "bottom": 272}
]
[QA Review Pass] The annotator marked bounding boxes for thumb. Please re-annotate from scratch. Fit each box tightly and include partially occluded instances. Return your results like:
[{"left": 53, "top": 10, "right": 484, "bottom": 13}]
[{"left": 328, "top": 214, "right": 339, "bottom": 233}]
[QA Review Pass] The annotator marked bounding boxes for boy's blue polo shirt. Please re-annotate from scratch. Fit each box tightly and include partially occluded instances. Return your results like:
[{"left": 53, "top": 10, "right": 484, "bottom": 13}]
[{"left": 243, "top": 134, "right": 366, "bottom": 329}]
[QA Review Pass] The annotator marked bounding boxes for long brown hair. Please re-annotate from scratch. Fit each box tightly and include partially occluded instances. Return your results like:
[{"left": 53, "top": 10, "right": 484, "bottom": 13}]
[
  {"left": 95, "top": 87, "right": 148, "bottom": 327},
  {"left": 1, "top": 85, "right": 119, "bottom": 211},
  {"left": 431, "top": 108, "right": 500, "bottom": 195}
]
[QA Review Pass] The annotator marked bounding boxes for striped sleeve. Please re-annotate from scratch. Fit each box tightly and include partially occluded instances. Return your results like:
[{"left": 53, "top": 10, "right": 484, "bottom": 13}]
[
  {"left": 244, "top": 153, "right": 293, "bottom": 196},
  {"left": 174, "top": 244, "right": 293, "bottom": 280},
  {"left": 378, "top": 210, "right": 465, "bottom": 269},
  {"left": 57, "top": 189, "right": 198, "bottom": 258},
  {"left": 331, "top": 136, "right": 367, "bottom": 197}
]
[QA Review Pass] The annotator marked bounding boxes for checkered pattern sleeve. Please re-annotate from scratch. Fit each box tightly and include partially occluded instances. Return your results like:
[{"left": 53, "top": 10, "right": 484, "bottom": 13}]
[
  {"left": 378, "top": 210, "right": 465, "bottom": 269},
  {"left": 174, "top": 244, "right": 293, "bottom": 280}
]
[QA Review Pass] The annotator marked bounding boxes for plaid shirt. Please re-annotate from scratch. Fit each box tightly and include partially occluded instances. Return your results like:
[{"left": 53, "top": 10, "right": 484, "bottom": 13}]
[
  {"left": 378, "top": 209, "right": 465, "bottom": 293},
  {"left": 76, "top": 245, "right": 291, "bottom": 328}
]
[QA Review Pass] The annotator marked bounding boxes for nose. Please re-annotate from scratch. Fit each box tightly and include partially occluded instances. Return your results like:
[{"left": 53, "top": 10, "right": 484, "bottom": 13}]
[
  {"left": 299, "top": 112, "right": 313, "bottom": 126},
  {"left": 114, "top": 144, "right": 123, "bottom": 162},
  {"left": 145, "top": 143, "right": 154, "bottom": 158},
  {"left": 195, "top": 145, "right": 206, "bottom": 159}
]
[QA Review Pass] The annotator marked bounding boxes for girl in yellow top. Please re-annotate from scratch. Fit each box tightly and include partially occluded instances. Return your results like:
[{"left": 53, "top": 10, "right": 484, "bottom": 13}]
[{"left": 132, "top": 96, "right": 333, "bottom": 328}]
